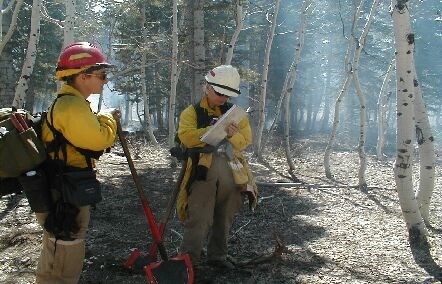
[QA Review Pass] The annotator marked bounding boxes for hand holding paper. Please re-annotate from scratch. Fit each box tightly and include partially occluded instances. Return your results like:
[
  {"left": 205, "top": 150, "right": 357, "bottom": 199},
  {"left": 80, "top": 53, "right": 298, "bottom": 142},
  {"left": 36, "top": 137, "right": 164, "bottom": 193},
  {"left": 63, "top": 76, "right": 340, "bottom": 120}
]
[
  {"left": 226, "top": 122, "right": 239, "bottom": 138},
  {"left": 200, "top": 105, "right": 247, "bottom": 146}
]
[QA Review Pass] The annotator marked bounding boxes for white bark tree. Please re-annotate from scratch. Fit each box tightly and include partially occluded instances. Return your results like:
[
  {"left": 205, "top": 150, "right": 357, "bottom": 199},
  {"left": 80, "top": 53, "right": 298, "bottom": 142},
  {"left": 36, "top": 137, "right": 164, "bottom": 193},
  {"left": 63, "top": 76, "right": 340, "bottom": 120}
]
[
  {"left": 391, "top": 0, "right": 427, "bottom": 237},
  {"left": 283, "top": 0, "right": 310, "bottom": 173},
  {"left": 63, "top": 0, "right": 75, "bottom": 47},
  {"left": 376, "top": 58, "right": 394, "bottom": 160},
  {"left": 225, "top": 0, "right": 244, "bottom": 65},
  {"left": 141, "top": 6, "right": 158, "bottom": 144},
  {"left": 168, "top": 0, "right": 179, "bottom": 149},
  {"left": 192, "top": 0, "right": 205, "bottom": 103},
  {"left": 254, "top": 0, "right": 280, "bottom": 159},
  {"left": 0, "top": 0, "right": 24, "bottom": 55},
  {"left": 324, "top": 0, "right": 381, "bottom": 189},
  {"left": 12, "top": 0, "right": 42, "bottom": 109},
  {"left": 343, "top": 0, "right": 363, "bottom": 74},
  {"left": 412, "top": 67, "right": 436, "bottom": 226}
]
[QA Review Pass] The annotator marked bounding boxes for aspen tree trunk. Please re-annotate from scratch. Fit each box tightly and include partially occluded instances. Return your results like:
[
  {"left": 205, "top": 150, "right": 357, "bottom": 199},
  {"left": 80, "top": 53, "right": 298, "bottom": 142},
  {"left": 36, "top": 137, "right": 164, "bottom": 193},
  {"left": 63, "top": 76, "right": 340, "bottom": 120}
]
[
  {"left": 311, "top": 91, "right": 324, "bottom": 132},
  {"left": 254, "top": 0, "right": 280, "bottom": 159},
  {"left": 341, "top": 0, "right": 362, "bottom": 134},
  {"left": 324, "top": 0, "right": 363, "bottom": 178},
  {"left": 413, "top": 69, "right": 436, "bottom": 225},
  {"left": 324, "top": 0, "right": 379, "bottom": 183},
  {"left": 267, "top": 0, "right": 312, "bottom": 138},
  {"left": 283, "top": 0, "right": 309, "bottom": 173},
  {"left": 304, "top": 94, "right": 313, "bottom": 132},
  {"left": 324, "top": 76, "right": 352, "bottom": 178},
  {"left": 343, "top": 0, "right": 363, "bottom": 74},
  {"left": 266, "top": 71, "right": 289, "bottom": 140},
  {"left": 225, "top": 0, "right": 244, "bottom": 65},
  {"left": 63, "top": 0, "right": 75, "bottom": 47},
  {"left": 168, "top": 0, "right": 179, "bottom": 149},
  {"left": 12, "top": 0, "right": 41, "bottom": 109},
  {"left": 377, "top": 59, "right": 394, "bottom": 160},
  {"left": 351, "top": 0, "right": 381, "bottom": 188},
  {"left": 353, "top": 74, "right": 368, "bottom": 188},
  {"left": 392, "top": 0, "right": 427, "bottom": 237},
  {"left": 192, "top": 0, "right": 205, "bottom": 103},
  {"left": 320, "top": 69, "right": 331, "bottom": 131},
  {"left": 0, "top": 0, "right": 24, "bottom": 55},
  {"left": 0, "top": 0, "right": 4, "bottom": 39},
  {"left": 141, "top": 7, "right": 158, "bottom": 144},
  {"left": 123, "top": 95, "right": 130, "bottom": 126}
]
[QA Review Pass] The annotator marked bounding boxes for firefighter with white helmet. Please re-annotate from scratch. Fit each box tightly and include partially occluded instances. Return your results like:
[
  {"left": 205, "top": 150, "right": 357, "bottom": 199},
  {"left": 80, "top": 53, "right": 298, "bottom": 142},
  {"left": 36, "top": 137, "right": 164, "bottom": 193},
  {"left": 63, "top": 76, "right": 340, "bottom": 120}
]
[
  {"left": 177, "top": 65, "right": 256, "bottom": 270},
  {"left": 34, "top": 42, "right": 119, "bottom": 283}
]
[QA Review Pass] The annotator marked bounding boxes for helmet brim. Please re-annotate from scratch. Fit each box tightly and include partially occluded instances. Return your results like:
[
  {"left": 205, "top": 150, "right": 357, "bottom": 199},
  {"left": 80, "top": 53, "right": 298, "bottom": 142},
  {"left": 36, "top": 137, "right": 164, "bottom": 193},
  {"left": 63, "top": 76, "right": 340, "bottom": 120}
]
[
  {"left": 96, "top": 62, "right": 115, "bottom": 68},
  {"left": 205, "top": 74, "right": 240, "bottom": 98},
  {"left": 212, "top": 85, "right": 239, "bottom": 98}
]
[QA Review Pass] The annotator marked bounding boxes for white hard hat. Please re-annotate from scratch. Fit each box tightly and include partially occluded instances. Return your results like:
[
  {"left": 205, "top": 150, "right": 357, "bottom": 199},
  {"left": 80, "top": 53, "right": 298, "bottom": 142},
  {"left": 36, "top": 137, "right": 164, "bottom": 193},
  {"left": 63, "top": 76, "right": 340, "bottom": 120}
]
[{"left": 205, "top": 65, "right": 241, "bottom": 97}]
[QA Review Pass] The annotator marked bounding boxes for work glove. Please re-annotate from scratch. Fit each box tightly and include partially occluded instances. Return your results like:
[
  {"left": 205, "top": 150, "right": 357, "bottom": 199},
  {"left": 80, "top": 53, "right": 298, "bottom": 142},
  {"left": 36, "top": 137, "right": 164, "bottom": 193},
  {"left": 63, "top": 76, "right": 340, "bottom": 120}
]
[{"left": 241, "top": 183, "right": 258, "bottom": 211}]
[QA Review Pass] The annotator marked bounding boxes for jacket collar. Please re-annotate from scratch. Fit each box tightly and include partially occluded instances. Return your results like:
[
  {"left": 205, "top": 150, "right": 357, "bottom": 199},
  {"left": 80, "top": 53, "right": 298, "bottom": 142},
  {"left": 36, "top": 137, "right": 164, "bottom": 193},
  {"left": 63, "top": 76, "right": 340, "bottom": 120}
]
[
  {"left": 57, "top": 84, "right": 88, "bottom": 101},
  {"left": 200, "top": 95, "right": 223, "bottom": 116}
]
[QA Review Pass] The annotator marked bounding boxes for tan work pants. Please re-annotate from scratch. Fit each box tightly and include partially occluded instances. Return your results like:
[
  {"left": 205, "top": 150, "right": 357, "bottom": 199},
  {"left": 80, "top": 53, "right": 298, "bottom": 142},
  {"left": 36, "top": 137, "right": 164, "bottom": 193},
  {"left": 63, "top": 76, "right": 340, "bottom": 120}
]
[
  {"left": 180, "top": 155, "right": 243, "bottom": 262},
  {"left": 35, "top": 205, "right": 90, "bottom": 284}
]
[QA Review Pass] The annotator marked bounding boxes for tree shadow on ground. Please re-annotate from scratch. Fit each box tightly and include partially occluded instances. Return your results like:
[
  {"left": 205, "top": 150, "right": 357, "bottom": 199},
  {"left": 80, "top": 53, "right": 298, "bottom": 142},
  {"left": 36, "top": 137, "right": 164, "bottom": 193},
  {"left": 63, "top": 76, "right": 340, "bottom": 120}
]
[
  {"left": 360, "top": 187, "right": 396, "bottom": 214},
  {"left": 0, "top": 193, "right": 24, "bottom": 221},
  {"left": 80, "top": 163, "right": 331, "bottom": 283},
  {"left": 409, "top": 230, "right": 442, "bottom": 281}
]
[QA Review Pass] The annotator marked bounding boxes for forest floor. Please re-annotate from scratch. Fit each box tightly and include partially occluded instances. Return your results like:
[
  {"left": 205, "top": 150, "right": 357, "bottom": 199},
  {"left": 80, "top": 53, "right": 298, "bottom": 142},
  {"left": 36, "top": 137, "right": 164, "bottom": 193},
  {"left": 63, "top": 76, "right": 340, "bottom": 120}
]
[{"left": 1, "top": 133, "right": 442, "bottom": 284}]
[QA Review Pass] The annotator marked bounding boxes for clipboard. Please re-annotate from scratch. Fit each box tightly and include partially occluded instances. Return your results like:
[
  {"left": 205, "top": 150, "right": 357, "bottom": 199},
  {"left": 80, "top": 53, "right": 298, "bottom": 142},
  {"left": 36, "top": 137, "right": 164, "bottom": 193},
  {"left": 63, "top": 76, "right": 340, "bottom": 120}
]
[{"left": 200, "top": 105, "right": 247, "bottom": 146}]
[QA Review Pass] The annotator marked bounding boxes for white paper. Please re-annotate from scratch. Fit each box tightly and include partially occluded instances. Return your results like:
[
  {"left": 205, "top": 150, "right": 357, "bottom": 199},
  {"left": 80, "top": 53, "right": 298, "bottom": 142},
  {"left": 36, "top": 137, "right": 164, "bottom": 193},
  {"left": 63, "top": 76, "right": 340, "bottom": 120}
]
[{"left": 200, "top": 105, "right": 247, "bottom": 146}]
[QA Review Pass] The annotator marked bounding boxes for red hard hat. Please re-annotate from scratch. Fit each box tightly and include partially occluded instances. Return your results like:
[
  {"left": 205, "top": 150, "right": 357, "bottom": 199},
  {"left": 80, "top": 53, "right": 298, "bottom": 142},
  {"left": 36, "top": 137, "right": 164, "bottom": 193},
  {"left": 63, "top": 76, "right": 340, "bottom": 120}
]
[{"left": 56, "top": 42, "right": 112, "bottom": 81}]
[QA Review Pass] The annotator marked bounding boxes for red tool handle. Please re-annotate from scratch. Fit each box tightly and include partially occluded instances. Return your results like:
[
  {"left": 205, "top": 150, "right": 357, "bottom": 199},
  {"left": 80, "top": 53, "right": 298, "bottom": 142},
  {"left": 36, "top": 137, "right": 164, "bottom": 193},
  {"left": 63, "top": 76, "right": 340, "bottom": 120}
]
[
  {"left": 147, "top": 160, "right": 187, "bottom": 259},
  {"left": 14, "top": 113, "right": 29, "bottom": 130},
  {"left": 10, "top": 114, "right": 25, "bottom": 133},
  {"left": 116, "top": 120, "right": 169, "bottom": 261}
]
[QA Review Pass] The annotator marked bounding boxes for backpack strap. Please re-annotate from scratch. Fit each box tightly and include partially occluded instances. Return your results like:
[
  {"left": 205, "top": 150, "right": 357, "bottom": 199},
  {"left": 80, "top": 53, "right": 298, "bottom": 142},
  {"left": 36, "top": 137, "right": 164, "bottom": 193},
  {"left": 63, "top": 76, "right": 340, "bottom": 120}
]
[
  {"left": 186, "top": 101, "right": 233, "bottom": 189},
  {"left": 45, "top": 94, "right": 104, "bottom": 169},
  {"left": 171, "top": 101, "right": 233, "bottom": 161}
]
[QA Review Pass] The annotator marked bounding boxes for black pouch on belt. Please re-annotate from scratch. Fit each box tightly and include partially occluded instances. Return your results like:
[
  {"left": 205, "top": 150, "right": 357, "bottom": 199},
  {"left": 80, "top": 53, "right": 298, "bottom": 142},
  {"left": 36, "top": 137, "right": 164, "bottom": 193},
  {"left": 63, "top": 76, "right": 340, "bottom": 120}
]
[
  {"left": 18, "top": 168, "right": 52, "bottom": 213},
  {"left": 59, "top": 170, "right": 102, "bottom": 207}
]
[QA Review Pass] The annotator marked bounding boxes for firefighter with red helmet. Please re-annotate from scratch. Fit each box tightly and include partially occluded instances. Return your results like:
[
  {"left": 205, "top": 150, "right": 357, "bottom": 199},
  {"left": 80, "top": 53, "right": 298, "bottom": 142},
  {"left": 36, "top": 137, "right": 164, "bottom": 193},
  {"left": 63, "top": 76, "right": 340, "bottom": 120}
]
[{"left": 34, "top": 42, "right": 119, "bottom": 283}]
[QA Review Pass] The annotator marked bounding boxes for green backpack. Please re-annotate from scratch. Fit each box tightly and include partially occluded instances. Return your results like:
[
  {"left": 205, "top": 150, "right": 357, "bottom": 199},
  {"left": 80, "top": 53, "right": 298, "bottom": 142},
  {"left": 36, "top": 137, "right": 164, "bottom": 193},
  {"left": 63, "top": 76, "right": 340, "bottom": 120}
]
[{"left": 0, "top": 108, "right": 47, "bottom": 178}]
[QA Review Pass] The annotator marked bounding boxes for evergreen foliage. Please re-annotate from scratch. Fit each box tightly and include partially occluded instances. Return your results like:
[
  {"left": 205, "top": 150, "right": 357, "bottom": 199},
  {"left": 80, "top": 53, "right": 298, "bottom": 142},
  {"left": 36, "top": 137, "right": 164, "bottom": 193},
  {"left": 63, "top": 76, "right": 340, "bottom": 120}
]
[{"left": 1, "top": 0, "right": 442, "bottom": 143}]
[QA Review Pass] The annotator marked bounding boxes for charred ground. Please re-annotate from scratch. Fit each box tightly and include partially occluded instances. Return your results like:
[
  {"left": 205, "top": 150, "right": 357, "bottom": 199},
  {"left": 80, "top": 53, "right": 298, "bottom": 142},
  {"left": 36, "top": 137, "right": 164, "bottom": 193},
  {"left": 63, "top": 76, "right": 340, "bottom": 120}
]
[{"left": 1, "top": 133, "right": 442, "bottom": 284}]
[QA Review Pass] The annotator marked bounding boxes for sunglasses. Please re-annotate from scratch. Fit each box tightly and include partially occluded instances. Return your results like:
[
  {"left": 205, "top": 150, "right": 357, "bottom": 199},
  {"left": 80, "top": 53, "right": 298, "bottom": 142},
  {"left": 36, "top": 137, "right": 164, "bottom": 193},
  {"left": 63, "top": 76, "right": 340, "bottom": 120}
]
[{"left": 86, "top": 73, "right": 108, "bottom": 81}]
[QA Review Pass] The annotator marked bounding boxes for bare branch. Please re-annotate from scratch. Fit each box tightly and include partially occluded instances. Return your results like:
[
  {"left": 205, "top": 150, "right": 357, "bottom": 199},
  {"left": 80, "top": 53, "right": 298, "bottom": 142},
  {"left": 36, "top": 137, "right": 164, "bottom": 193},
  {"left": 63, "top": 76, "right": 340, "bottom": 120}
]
[
  {"left": 1, "top": 0, "right": 16, "bottom": 14},
  {"left": 41, "top": 2, "right": 64, "bottom": 28}
]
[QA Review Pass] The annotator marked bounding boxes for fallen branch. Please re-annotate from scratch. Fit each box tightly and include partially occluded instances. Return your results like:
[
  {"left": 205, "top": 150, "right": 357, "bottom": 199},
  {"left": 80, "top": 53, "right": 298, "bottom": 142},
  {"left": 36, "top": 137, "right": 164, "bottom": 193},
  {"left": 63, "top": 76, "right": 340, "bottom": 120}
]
[
  {"left": 229, "top": 219, "right": 252, "bottom": 240},
  {"left": 255, "top": 181, "right": 304, "bottom": 187},
  {"left": 258, "top": 195, "right": 274, "bottom": 202},
  {"left": 170, "top": 229, "right": 183, "bottom": 240},
  {"left": 237, "top": 232, "right": 291, "bottom": 267}
]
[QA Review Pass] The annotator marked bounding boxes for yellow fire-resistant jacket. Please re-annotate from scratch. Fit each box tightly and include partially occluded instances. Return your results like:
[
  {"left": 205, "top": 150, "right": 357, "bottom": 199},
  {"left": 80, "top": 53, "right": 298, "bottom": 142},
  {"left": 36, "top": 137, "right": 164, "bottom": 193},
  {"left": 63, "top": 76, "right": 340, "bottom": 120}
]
[
  {"left": 41, "top": 84, "right": 117, "bottom": 168},
  {"left": 176, "top": 96, "right": 253, "bottom": 221}
]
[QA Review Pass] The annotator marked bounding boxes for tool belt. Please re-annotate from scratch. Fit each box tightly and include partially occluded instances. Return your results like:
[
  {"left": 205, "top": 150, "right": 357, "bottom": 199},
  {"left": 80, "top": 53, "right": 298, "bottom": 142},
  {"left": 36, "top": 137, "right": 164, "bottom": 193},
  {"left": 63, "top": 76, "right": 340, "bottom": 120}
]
[
  {"left": 18, "top": 162, "right": 102, "bottom": 213},
  {"left": 52, "top": 166, "right": 102, "bottom": 207},
  {"left": 18, "top": 168, "right": 51, "bottom": 213}
]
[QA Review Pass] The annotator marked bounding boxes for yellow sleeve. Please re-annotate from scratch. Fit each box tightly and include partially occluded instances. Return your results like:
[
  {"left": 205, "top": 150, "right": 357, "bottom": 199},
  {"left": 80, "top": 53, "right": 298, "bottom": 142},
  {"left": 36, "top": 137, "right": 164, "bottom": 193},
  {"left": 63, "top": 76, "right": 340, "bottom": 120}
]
[
  {"left": 227, "top": 116, "right": 252, "bottom": 151},
  {"left": 53, "top": 96, "right": 117, "bottom": 151},
  {"left": 177, "top": 106, "right": 209, "bottom": 148}
]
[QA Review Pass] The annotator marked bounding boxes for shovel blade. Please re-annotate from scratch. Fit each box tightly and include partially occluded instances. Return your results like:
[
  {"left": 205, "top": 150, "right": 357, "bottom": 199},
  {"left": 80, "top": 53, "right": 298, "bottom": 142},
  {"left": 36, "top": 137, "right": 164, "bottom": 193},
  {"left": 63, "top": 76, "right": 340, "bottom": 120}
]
[{"left": 145, "top": 254, "right": 194, "bottom": 284}]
